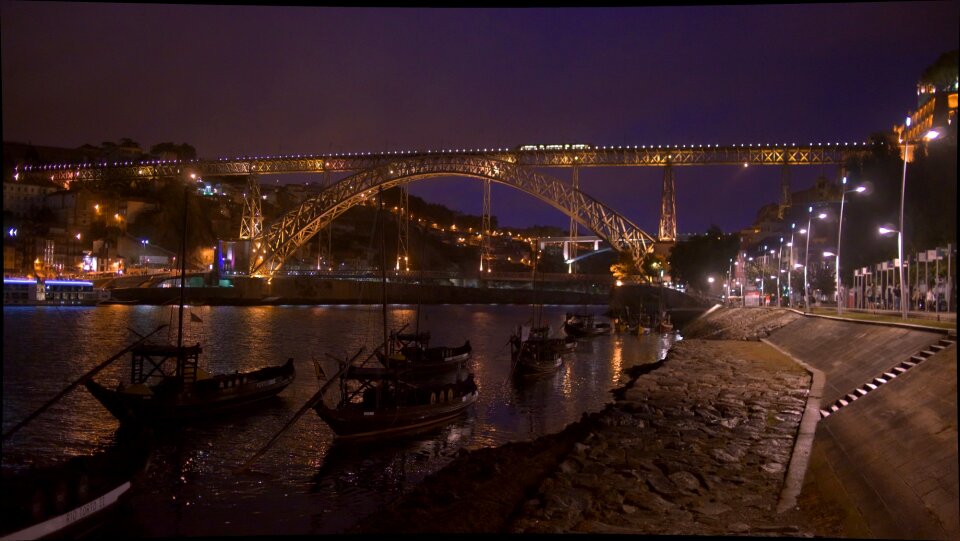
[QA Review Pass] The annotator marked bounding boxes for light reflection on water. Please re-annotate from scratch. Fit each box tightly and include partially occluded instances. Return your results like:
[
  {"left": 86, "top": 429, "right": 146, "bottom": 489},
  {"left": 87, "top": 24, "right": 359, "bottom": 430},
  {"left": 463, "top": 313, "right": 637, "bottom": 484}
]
[{"left": 3, "top": 303, "right": 676, "bottom": 535}]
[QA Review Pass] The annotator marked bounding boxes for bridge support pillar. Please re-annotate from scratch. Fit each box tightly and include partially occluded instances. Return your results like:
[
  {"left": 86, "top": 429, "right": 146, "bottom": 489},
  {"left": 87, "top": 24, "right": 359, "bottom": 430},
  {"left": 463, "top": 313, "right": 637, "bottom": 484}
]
[
  {"left": 480, "top": 179, "right": 492, "bottom": 273},
  {"left": 658, "top": 163, "right": 677, "bottom": 242},
  {"left": 396, "top": 184, "right": 409, "bottom": 271},
  {"left": 778, "top": 159, "right": 792, "bottom": 219},
  {"left": 240, "top": 174, "right": 262, "bottom": 240},
  {"left": 568, "top": 165, "right": 579, "bottom": 274}
]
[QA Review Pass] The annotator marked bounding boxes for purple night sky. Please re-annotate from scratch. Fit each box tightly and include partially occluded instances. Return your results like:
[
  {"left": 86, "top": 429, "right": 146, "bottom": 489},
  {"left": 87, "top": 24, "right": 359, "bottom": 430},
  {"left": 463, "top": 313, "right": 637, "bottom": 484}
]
[{"left": 2, "top": 3, "right": 957, "bottom": 235}]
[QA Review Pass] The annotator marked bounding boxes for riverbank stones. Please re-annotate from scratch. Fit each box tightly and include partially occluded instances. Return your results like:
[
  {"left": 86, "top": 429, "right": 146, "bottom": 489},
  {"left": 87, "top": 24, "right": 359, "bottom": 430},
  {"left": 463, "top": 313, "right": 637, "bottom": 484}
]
[{"left": 508, "top": 338, "right": 814, "bottom": 536}]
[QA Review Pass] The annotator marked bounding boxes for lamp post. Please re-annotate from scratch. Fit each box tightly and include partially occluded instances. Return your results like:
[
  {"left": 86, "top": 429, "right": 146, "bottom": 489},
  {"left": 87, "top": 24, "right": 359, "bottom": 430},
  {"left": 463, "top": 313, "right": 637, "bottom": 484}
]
[
  {"left": 775, "top": 241, "right": 783, "bottom": 307},
  {"left": 803, "top": 207, "right": 828, "bottom": 312},
  {"left": 141, "top": 239, "right": 149, "bottom": 274},
  {"left": 836, "top": 177, "right": 866, "bottom": 314},
  {"left": 727, "top": 258, "right": 733, "bottom": 304},
  {"left": 878, "top": 226, "right": 902, "bottom": 313},
  {"left": 897, "top": 120, "right": 941, "bottom": 320},
  {"left": 74, "top": 233, "right": 82, "bottom": 276},
  {"left": 788, "top": 224, "right": 796, "bottom": 308}
]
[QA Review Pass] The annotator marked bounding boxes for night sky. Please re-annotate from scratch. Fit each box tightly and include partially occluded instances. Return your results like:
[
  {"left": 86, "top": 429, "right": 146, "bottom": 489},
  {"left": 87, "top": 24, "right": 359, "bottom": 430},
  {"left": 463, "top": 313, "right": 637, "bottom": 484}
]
[{"left": 2, "top": 2, "right": 957, "bottom": 235}]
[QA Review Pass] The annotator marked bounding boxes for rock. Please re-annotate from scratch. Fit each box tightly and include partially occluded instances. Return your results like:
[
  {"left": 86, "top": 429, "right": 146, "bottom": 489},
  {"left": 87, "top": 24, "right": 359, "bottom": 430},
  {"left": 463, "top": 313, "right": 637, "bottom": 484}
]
[
  {"left": 695, "top": 501, "right": 732, "bottom": 516},
  {"left": 710, "top": 448, "right": 742, "bottom": 463},
  {"left": 760, "top": 462, "right": 785, "bottom": 474},
  {"left": 668, "top": 470, "right": 703, "bottom": 493}
]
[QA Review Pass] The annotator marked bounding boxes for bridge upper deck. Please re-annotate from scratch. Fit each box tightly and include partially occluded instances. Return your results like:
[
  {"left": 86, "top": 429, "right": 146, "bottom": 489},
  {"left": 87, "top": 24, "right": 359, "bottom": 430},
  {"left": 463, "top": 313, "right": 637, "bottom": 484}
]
[{"left": 16, "top": 142, "right": 869, "bottom": 187}]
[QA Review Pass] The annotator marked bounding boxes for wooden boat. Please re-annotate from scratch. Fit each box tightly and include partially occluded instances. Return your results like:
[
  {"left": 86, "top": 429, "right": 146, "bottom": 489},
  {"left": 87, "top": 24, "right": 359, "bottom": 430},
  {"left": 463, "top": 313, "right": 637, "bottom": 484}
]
[
  {"left": 313, "top": 360, "right": 478, "bottom": 442},
  {"left": 83, "top": 188, "right": 295, "bottom": 425},
  {"left": 84, "top": 351, "right": 295, "bottom": 425},
  {"left": 509, "top": 325, "right": 564, "bottom": 376},
  {"left": 655, "top": 313, "right": 675, "bottom": 334},
  {"left": 311, "top": 188, "right": 477, "bottom": 442},
  {"left": 563, "top": 313, "right": 612, "bottom": 338},
  {"left": 1, "top": 428, "right": 151, "bottom": 541},
  {"left": 635, "top": 313, "right": 653, "bottom": 335},
  {"left": 377, "top": 330, "right": 472, "bottom": 376}
]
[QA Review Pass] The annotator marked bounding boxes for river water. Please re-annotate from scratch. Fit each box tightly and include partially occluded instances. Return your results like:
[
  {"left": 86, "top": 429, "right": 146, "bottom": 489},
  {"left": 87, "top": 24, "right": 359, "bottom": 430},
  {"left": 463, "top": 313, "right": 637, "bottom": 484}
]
[{"left": 2, "top": 303, "right": 677, "bottom": 536}]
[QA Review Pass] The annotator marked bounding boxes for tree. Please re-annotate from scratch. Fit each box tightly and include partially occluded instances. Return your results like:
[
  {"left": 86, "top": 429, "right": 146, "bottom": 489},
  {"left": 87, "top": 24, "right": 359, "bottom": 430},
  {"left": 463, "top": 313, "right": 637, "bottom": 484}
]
[
  {"left": 810, "top": 265, "right": 836, "bottom": 300},
  {"left": 919, "top": 49, "right": 958, "bottom": 90},
  {"left": 667, "top": 226, "right": 740, "bottom": 291},
  {"left": 149, "top": 142, "right": 198, "bottom": 161}
]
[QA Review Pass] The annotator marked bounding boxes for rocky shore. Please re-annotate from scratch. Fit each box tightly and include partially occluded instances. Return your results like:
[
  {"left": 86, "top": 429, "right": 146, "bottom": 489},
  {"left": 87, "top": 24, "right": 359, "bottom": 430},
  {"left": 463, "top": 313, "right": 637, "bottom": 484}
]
[{"left": 354, "top": 307, "right": 830, "bottom": 536}]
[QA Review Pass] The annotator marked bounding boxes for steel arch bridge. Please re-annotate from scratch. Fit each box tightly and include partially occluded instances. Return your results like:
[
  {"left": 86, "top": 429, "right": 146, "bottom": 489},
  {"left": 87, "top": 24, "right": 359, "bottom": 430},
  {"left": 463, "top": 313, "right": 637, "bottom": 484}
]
[
  {"left": 249, "top": 155, "right": 657, "bottom": 277},
  {"left": 13, "top": 142, "right": 870, "bottom": 277}
]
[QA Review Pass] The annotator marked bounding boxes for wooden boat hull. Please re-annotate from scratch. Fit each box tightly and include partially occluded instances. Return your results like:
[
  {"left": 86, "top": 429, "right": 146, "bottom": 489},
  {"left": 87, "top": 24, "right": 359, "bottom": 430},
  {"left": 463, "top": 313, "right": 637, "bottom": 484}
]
[
  {"left": 315, "top": 388, "right": 478, "bottom": 442},
  {"left": 84, "top": 358, "right": 295, "bottom": 424},
  {"left": 514, "top": 355, "right": 563, "bottom": 376},
  {"left": 511, "top": 337, "right": 564, "bottom": 376},
  {"left": 563, "top": 317, "right": 612, "bottom": 338},
  {"left": 1, "top": 429, "right": 150, "bottom": 540}
]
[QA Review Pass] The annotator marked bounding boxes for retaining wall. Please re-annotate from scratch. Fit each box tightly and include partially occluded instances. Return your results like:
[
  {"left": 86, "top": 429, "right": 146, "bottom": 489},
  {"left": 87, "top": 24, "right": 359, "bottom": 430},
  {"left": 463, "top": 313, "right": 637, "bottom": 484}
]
[{"left": 768, "top": 316, "right": 957, "bottom": 539}]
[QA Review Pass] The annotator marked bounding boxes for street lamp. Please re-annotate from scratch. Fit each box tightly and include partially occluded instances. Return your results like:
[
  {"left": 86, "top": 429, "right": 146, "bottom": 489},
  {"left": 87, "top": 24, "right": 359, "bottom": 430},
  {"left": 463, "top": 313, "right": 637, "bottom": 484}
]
[
  {"left": 878, "top": 226, "right": 901, "bottom": 312},
  {"left": 727, "top": 258, "right": 733, "bottom": 303},
  {"left": 836, "top": 177, "right": 867, "bottom": 314},
  {"left": 141, "top": 239, "right": 149, "bottom": 273},
  {"left": 74, "top": 233, "right": 82, "bottom": 275},
  {"left": 787, "top": 224, "right": 796, "bottom": 308},
  {"left": 803, "top": 207, "right": 828, "bottom": 312},
  {"left": 897, "top": 119, "right": 941, "bottom": 320},
  {"left": 775, "top": 241, "right": 783, "bottom": 307}
]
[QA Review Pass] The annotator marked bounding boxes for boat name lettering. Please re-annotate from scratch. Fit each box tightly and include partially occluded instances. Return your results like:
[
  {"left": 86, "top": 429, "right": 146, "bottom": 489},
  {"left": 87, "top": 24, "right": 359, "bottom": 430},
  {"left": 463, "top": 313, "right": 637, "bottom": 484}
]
[
  {"left": 65, "top": 496, "right": 104, "bottom": 524},
  {"left": 255, "top": 378, "right": 277, "bottom": 388}
]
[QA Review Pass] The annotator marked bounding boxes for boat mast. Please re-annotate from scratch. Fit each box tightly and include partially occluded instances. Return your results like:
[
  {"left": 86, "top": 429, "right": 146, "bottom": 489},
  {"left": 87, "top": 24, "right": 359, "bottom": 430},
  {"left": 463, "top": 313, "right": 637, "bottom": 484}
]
[
  {"left": 178, "top": 186, "right": 188, "bottom": 349},
  {"left": 532, "top": 240, "right": 541, "bottom": 328},
  {"left": 379, "top": 188, "right": 388, "bottom": 351}
]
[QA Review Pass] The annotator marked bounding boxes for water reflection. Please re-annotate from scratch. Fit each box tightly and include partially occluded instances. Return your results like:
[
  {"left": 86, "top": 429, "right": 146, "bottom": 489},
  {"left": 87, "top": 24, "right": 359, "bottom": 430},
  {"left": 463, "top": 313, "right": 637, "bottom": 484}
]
[{"left": 3, "top": 304, "right": 676, "bottom": 535}]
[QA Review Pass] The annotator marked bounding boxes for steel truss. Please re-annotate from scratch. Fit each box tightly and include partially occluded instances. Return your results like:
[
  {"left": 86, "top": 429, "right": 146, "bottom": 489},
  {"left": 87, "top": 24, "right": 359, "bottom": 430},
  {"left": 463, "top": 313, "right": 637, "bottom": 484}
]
[
  {"left": 18, "top": 144, "right": 863, "bottom": 187},
  {"left": 658, "top": 164, "right": 677, "bottom": 242},
  {"left": 239, "top": 175, "right": 263, "bottom": 240},
  {"left": 249, "top": 156, "right": 658, "bottom": 277}
]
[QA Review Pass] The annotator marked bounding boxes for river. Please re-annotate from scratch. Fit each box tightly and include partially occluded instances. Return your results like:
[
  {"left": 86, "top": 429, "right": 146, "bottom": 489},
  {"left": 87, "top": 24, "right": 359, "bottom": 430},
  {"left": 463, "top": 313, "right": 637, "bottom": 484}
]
[{"left": 2, "top": 303, "right": 677, "bottom": 536}]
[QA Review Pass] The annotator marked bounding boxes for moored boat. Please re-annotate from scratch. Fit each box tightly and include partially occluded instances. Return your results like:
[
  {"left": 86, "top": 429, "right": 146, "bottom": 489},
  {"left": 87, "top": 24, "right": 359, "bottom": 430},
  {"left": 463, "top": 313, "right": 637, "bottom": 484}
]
[
  {"left": 563, "top": 313, "right": 612, "bottom": 338},
  {"left": 377, "top": 330, "right": 472, "bottom": 376},
  {"left": 655, "top": 313, "right": 675, "bottom": 334},
  {"left": 509, "top": 325, "right": 564, "bottom": 376},
  {"left": 312, "top": 359, "right": 478, "bottom": 442},
  {"left": 83, "top": 188, "right": 295, "bottom": 425},
  {"left": 3, "top": 277, "right": 107, "bottom": 306},
  {"left": 84, "top": 350, "right": 295, "bottom": 425},
  {"left": 311, "top": 188, "right": 477, "bottom": 442}
]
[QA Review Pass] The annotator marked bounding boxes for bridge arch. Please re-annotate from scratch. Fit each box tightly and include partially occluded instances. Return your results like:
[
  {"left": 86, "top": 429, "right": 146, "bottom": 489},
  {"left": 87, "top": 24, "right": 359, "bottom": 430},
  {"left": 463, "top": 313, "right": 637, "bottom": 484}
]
[{"left": 250, "top": 155, "right": 657, "bottom": 277}]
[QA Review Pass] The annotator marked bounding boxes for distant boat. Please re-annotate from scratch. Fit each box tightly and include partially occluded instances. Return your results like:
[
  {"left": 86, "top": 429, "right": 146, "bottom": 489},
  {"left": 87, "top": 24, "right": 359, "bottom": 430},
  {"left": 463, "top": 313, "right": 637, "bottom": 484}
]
[
  {"left": 637, "top": 313, "right": 653, "bottom": 335},
  {"left": 510, "top": 324, "right": 565, "bottom": 376},
  {"left": 655, "top": 313, "right": 674, "bottom": 334},
  {"left": 376, "top": 330, "right": 472, "bottom": 376},
  {"left": 3, "top": 277, "right": 107, "bottom": 306},
  {"left": 563, "top": 312, "right": 612, "bottom": 338},
  {"left": 84, "top": 188, "right": 295, "bottom": 425}
]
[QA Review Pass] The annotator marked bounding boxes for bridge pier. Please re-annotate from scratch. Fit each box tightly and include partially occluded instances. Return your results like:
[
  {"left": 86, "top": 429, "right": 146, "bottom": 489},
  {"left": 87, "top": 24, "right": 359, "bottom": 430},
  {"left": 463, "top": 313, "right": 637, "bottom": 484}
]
[{"left": 658, "top": 163, "right": 677, "bottom": 242}]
